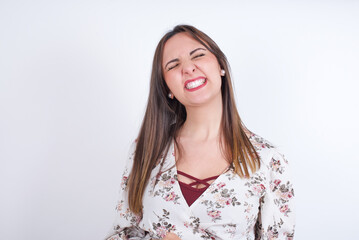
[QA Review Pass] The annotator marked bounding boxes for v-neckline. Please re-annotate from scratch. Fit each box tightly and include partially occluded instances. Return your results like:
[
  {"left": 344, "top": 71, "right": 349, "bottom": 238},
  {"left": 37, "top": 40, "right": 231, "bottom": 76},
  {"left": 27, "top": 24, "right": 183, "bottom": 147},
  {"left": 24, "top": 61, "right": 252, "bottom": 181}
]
[{"left": 169, "top": 139, "right": 230, "bottom": 210}]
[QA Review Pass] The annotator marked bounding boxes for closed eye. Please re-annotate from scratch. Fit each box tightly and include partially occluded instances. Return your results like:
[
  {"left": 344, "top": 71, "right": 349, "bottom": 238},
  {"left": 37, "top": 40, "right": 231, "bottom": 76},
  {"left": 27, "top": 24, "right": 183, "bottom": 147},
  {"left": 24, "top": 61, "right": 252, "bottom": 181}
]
[
  {"left": 193, "top": 53, "right": 205, "bottom": 59},
  {"left": 166, "top": 53, "right": 204, "bottom": 71},
  {"left": 168, "top": 63, "right": 179, "bottom": 71}
]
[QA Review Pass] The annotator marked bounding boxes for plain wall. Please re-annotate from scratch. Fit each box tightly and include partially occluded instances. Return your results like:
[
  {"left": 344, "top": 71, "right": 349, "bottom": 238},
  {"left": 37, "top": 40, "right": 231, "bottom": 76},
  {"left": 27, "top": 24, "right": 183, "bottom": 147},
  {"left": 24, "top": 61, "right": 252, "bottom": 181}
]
[{"left": 1, "top": 0, "right": 358, "bottom": 239}]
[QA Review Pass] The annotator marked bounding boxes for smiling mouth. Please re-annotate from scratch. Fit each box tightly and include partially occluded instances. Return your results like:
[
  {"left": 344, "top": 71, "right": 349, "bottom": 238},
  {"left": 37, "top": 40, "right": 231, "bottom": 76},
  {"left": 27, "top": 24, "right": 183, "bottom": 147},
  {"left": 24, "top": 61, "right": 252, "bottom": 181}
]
[{"left": 185, "top": 78, "right": 206, "bottom": 90}]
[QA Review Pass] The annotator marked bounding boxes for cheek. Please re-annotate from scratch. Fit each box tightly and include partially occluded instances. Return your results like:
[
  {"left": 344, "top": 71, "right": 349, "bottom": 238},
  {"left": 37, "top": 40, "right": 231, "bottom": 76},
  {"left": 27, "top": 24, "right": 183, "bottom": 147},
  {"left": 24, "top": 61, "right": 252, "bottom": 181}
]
[
  {"left": 164, "top": 76, "right": 179, "bottom": 93},
  {"left": 198, "top": 57, "right": 220, "bottom": 72}
]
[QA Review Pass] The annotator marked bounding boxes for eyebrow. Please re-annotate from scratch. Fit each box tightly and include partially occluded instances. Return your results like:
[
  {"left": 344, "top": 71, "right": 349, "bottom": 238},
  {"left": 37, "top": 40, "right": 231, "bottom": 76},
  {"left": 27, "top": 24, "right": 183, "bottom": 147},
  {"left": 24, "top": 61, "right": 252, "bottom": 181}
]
[
  {"left": 164, "top": 47, "right": 207, "bottom": 69},
  {"left": 190, "top": 47, "right": 206, "bottom": 55}
]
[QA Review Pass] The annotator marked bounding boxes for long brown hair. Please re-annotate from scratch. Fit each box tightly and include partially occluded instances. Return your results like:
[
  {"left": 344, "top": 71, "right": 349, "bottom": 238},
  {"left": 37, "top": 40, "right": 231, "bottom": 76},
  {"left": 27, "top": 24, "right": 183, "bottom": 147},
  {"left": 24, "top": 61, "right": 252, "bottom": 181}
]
[{"left": 127, "top": 25, "right": 260, "bottom": 215}]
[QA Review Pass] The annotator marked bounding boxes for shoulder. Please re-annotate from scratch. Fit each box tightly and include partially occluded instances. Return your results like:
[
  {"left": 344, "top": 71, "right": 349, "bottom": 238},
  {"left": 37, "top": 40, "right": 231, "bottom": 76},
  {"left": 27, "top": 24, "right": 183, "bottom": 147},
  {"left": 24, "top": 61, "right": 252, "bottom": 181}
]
[
  {"left": 248, "top": 132, "right": 277, "bottom": 151},
  {"left": 248, "top": 132, "right": 289, "bottom": 170},
  {"left": 248, "top": 132, "right": 276, "bottom": 160},
  {"left": 117, "top": 139, "right": 138, "bottom": 191},
  {"left": 121, "top": 139, "right": 138, "bottom": 175},
  {"left": 128, "top": 139, "right": 138, "bottom": 157}
]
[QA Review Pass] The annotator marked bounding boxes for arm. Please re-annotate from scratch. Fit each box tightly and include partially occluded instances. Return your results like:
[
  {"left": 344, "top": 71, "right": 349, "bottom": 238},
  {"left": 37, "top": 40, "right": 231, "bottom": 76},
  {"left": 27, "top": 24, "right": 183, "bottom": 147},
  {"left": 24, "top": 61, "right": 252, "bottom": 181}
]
[
  {"left": 105, "top": 142, "right": 153, "bottom": 240},
  {"left": 255, "top": 149, "right": 295, "bottom": 240}
]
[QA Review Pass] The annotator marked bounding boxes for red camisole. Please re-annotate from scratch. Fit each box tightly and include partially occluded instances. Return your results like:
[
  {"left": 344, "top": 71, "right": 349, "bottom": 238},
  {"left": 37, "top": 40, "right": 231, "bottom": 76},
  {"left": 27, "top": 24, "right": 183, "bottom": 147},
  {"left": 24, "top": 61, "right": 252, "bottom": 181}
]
[{"left": 177, "top": 170, "right": 220, "bottom": 206}]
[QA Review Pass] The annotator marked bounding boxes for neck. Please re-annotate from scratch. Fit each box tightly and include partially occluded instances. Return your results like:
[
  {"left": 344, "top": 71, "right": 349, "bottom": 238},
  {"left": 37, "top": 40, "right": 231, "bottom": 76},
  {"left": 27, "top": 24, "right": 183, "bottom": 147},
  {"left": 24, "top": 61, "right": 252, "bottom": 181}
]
[{"left": 179, "top": 95, "right": 223, "bottom": 142}]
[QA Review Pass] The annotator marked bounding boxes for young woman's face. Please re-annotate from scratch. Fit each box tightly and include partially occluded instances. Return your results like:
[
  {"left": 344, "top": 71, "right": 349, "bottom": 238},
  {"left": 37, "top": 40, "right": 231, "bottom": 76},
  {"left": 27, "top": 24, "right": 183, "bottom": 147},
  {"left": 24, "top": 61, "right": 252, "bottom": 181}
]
[{"left": 162, "top": 33, "right": 223, "bottom": 108}]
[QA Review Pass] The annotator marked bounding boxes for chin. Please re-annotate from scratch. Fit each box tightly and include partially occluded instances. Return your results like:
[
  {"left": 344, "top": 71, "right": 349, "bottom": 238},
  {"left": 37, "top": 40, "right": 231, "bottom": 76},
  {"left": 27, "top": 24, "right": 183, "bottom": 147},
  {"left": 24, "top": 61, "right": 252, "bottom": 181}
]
[{"left": 185, "top": 94, "right": 221, "bottom": 108}]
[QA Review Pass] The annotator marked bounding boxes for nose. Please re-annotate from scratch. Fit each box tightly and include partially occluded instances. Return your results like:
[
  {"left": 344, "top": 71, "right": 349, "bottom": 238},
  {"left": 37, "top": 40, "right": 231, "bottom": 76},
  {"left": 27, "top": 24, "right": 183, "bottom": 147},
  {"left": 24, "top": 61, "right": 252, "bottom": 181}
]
[{"left": 181, "top": 60, "right": 197, "bottom": 75}]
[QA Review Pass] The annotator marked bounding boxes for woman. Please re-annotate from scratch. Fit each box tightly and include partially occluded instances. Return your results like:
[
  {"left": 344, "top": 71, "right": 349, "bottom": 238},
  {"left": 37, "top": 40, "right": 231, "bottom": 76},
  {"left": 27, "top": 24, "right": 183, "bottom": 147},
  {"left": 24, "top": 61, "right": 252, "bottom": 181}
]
[{"left": 106, "top": 25, "right": 295, "bottom": 240}]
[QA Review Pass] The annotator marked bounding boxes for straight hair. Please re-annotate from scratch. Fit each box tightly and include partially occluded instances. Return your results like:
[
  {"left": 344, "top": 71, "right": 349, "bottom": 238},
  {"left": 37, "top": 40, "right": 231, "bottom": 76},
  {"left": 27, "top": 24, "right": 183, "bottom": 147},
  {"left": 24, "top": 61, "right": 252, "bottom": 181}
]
[{"left": 127, "top": 25, "right": 260, "bottom": 215}]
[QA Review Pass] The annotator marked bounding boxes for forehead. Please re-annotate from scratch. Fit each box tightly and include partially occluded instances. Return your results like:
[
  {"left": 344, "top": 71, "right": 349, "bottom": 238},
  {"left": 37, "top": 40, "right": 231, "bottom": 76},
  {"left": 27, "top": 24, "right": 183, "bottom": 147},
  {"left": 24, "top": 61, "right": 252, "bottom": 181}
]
[{"left": 162, "top": 33, "right": 205, "bottom": 63}]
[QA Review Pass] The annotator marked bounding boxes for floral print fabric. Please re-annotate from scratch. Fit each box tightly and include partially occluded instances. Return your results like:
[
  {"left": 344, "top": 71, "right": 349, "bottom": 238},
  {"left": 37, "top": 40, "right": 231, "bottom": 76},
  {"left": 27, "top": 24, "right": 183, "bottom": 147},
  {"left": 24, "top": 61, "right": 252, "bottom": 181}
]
[{"left": 105, "top": 133, "right": 295, "bottom": 239}]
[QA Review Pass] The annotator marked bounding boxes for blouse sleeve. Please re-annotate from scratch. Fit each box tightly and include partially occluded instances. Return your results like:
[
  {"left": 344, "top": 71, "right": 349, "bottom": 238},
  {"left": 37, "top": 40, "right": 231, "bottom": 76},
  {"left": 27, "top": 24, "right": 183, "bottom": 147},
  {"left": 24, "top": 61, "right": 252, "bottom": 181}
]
[
  {"left": 105, "top": 141, "right": 153, "bottom": 240},
  {"left": 255, "top": 148, "right": 295, "bottom": 240}
]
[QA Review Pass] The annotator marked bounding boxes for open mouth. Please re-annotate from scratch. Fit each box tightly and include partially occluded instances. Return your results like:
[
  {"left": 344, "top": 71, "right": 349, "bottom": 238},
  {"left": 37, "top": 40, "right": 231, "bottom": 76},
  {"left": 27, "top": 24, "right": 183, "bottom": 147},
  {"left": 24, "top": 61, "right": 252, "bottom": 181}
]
[{"left": 185, "top": 78, "right": 207, "bottom": 91}]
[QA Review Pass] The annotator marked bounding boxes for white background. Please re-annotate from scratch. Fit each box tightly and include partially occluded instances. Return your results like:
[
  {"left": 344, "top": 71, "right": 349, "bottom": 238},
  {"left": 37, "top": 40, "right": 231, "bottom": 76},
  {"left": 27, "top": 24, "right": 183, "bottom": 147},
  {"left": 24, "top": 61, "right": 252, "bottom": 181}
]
[{"left": 1, "top": 0, "right": 358, "bottom": 239}]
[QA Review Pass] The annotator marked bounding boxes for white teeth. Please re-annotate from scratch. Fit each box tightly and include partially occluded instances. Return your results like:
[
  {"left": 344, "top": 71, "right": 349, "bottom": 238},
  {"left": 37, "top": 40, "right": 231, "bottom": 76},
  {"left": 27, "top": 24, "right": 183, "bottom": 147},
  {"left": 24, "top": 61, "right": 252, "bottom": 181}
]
[{"left": 185, "top": 79, "right": 206, "bottom": 89}]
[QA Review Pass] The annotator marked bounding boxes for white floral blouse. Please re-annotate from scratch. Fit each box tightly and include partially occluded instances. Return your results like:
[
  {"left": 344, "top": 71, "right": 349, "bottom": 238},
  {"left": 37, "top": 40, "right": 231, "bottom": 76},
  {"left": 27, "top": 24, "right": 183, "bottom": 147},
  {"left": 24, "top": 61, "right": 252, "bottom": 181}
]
[{"left": 106, "top": 133, "right": 295, "bottom": 240}]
